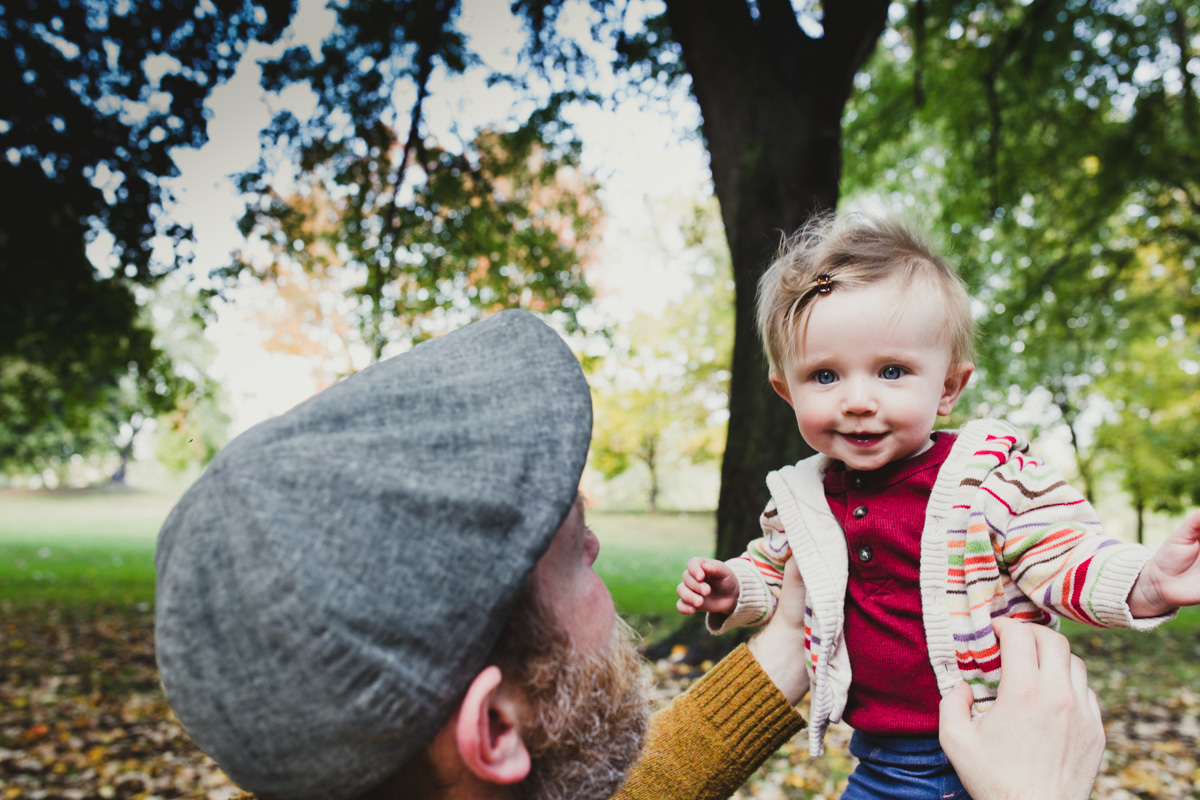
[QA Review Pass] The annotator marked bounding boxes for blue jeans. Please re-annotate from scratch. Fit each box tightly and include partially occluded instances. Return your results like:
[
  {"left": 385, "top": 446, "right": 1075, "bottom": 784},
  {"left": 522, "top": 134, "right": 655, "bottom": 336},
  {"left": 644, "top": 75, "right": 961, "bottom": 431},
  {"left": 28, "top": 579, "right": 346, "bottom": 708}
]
[{"left": 840, "top": 731, "right": 972, "bottom": 800}]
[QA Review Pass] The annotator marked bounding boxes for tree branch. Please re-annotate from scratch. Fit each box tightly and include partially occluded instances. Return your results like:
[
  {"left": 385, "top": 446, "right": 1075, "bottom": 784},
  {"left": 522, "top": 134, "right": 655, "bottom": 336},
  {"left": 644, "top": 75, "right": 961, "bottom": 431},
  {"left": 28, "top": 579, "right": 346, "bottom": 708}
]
[
  {"left": 983, "top": 70, "right": 1002, "bottom": 210},
  {"left": 913, "top": 0, "right": 927, "bottom": 108},
  {"left": 1169, "top": 0, "right": 1198, "bottom": 134},
  {"left": 757, "top": 0, "right": 804, "bottom": 42},
  {"left": 821, "top": 0, "right": 891, "bottom": 77},
  {"left": 976, "top": 0, "right": 1057, "bottom": 208},
  {"left": 666, "top": 0, "right": 759, "bottom": 67}
]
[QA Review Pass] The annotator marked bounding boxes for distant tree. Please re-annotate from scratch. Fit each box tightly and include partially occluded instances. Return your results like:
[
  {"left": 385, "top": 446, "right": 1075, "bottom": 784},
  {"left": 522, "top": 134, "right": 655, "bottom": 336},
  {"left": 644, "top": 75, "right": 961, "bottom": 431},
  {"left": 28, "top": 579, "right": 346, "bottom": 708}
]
[
  {"left": 148, "top": 284, "right": 231, "bottom": 477},
  {"left": 0, "top": 0, "right": 295, "bottom": 475},
  {"left": 232, "top": 125, "right": 601, "bottom": 360},
  {"left": 238, "top": 252, "right": 362, "bottom": 392},
  {"left": 0, "top": 314, "right": 190, "bottom": 486},
  {"left": 228, "top": 2, "right": 601, "bottom": 358},
  {"left": 591, "top": 197, "right": 734, "bottom": 512},
  {"left": 1094, "top": 335, "right": 1200, "bottom": 542},
  {"left": 591, "top": 385, "right": 678, "bottom": 513},
  {"left": 155, "top": 395, "right": 230, "bottom": 476}
]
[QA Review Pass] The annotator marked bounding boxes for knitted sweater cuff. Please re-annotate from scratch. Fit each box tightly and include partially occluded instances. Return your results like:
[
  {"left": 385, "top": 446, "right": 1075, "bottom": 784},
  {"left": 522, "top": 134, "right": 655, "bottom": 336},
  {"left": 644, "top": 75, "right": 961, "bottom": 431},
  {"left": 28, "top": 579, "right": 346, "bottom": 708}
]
[
  {"left": 615, "top": 644, "right": 806, "bottom": 800},
  {"left": 708, "top": 560, "right": 772, "bottom": 634},
  {"left": 689, "top": 644, "right": 807, "bottom": 759},
  {"left": 1091, "top": 545, "right": 1179, "bottom": 630}
]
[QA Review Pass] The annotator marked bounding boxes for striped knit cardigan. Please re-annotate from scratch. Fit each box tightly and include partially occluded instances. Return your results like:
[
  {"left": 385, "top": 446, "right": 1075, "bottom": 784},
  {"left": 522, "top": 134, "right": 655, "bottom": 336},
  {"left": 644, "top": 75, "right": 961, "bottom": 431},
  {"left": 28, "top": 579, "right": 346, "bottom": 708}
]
[{"left": 710, "top": 418, "right": 1171, "bottom": 757}]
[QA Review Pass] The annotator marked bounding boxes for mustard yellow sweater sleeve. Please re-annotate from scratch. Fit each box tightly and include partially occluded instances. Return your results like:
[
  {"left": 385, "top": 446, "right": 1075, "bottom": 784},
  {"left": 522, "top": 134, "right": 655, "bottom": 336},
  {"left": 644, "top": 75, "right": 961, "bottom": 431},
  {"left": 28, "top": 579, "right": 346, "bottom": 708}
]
[{"left": 614, "top": 644, "right": 807, "bottom": 800}]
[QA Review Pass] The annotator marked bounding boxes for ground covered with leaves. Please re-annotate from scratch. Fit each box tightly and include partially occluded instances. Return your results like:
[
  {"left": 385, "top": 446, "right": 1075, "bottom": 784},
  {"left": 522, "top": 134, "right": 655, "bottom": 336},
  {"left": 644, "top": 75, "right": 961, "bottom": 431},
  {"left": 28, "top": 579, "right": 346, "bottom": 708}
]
[{"left": 3, "top": 602, "right": 1198, "bottom": 799}]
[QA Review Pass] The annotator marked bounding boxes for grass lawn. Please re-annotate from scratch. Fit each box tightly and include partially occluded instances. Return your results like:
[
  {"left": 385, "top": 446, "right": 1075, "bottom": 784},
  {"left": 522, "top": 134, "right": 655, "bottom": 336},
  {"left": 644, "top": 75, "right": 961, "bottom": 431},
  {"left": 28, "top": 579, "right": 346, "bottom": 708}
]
[
  {"left": 588, "top": 509, "right": 716, "bottom": 638},
  {"left": 4, "top": 490, "right": 1196, "bottom": 649},
  {"left": 0, "top": 492, "right": 711, "bottom": 634},
  {"left": 0, "top": 488, "right": 168, "bottom": 607}
]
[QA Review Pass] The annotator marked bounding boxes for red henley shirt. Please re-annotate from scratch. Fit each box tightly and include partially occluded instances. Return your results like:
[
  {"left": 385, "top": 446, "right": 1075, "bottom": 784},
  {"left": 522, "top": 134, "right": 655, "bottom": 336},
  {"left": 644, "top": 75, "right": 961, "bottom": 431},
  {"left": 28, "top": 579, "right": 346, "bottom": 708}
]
[{"left": 823, "top": 432, "right": 957, "bottom": 737}]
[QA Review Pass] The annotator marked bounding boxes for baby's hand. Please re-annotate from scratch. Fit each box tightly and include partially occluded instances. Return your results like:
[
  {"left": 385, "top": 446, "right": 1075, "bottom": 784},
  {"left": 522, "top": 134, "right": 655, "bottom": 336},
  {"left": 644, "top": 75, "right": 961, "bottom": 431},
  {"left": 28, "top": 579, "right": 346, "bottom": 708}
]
[
  {"left": 676, "top": 557, "right": 740, "bottom": 616},
  {"left": 1129, "top": 509, "right": 1200, "bottom": 617}
]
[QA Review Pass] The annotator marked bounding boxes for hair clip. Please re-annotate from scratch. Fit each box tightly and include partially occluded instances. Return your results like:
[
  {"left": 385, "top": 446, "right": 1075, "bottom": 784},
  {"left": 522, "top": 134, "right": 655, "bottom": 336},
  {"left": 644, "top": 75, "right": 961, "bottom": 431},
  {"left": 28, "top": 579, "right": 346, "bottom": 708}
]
[{"left": 815, "top": 274, "right": 834, "bottom": 294}]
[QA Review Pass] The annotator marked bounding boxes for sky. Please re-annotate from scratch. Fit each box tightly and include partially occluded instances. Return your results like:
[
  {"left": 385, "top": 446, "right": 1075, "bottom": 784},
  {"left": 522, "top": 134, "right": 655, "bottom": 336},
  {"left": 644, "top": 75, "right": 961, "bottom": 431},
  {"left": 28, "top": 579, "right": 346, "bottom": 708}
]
[{"left": 161, "top": 0, "right": 712, "bottom": 436}]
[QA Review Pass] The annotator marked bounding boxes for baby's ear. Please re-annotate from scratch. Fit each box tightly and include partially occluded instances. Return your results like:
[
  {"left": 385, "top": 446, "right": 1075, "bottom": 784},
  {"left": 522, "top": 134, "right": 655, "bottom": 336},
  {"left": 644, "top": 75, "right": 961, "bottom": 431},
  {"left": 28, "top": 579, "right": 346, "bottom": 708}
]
[
  {"left": 938, "top": 362, "right": 974, "bottom": 416},
  {"left": 769, "top": 373, "right": 795, "bottom": 408}
]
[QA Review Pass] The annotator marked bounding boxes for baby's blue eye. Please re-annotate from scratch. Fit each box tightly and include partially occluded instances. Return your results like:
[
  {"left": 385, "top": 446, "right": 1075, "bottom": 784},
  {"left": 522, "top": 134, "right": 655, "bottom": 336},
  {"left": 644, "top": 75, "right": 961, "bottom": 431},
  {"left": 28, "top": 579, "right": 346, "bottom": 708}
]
[
  {"left": 814, "top": 370, "right": 837, "bottom": 385},
  {"left": 880, "top": 365, "right": 905, "bottom": 380}
]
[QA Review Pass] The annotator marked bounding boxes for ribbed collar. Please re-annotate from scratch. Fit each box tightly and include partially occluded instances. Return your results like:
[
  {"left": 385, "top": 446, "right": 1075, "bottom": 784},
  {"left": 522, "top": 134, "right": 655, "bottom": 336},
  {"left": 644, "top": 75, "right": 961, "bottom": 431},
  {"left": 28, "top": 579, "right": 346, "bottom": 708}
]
[{"left": 824, "top": 431, "right": 957, "bottom": 493}]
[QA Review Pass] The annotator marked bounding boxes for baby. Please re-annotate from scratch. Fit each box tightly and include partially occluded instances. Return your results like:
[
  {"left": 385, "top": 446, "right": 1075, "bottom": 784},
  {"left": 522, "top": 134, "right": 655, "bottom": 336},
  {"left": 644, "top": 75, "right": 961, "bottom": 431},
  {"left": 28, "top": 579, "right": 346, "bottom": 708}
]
[{"left": 676, "top": 209, "right": 1200, "bottom": 800}]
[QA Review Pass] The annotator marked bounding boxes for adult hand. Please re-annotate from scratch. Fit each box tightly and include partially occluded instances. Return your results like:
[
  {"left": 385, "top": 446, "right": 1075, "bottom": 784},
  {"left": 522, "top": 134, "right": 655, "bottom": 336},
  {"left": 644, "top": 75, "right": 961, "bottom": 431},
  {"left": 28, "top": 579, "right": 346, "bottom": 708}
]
[
  {"left": 746, "top": 558, "right": 809, "bottom": 705},
  {"left": 939, "top": 618, "right": 1104, "bottom": 800}
]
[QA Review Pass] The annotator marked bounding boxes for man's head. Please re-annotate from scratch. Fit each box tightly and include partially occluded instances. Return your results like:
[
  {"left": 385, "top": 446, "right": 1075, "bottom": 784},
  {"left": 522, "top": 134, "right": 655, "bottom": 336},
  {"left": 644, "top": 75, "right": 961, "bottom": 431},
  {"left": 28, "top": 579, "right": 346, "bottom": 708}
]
[
  {"left": 154, "top": 310, "right": 647, "bottom": 800},
  {"left": 376, "top": 518, "right": 649, "bottom": 799}
]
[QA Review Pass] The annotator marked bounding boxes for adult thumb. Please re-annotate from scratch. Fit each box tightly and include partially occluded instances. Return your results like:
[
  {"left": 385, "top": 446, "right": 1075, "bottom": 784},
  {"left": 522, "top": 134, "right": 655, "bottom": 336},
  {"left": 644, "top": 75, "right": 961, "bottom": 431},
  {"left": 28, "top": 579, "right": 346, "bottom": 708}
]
[{"left": 938, "top": 681, "right": 975, "bottom": 742}]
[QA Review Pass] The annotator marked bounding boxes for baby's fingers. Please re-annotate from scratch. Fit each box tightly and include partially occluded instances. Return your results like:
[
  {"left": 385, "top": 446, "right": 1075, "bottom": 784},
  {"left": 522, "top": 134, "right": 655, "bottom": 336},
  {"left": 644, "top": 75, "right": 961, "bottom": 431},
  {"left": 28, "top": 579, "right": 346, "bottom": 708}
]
[
  {"left": 685, "top": 556, "right": 715, "bottom": 582},
  {"left": 680, "top": 568, "right": 713, "bottom": 596},
  {"left": 677, "top": 580, "right": 707, "bottom": 607}
]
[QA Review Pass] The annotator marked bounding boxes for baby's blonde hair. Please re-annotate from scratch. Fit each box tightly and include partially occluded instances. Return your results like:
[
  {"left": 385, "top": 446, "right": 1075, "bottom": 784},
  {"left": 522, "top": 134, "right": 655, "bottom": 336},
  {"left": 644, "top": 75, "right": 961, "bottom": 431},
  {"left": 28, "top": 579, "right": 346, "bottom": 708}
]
[{"left": 756, "top": 209, "right": 975, "bottom": 375}]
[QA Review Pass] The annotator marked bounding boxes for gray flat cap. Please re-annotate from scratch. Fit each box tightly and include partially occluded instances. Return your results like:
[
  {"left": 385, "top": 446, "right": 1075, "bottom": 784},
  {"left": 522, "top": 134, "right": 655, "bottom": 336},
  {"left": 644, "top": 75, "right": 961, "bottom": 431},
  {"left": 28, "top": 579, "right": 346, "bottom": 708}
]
[{"left": 155, "top": 310, "right": 592, "bottom": 800}]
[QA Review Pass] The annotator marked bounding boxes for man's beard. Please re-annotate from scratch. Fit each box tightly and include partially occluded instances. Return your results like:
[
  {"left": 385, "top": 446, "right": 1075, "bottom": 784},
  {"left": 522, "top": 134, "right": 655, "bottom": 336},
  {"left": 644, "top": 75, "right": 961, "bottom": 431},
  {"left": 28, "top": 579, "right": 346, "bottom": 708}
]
[{"left": 516, "top": 615, "right": 650, "bottom": 800}]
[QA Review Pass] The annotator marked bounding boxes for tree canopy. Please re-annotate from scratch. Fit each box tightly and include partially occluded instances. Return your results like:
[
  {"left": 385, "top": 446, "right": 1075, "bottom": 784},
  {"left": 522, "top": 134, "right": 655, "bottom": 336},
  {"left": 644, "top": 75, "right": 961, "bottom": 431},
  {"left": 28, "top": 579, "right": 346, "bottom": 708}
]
[
  {"left": 6, "top": 0, "right": 1194, "bottom": 525},
  {"left": 227, "top": 0, "right": 602, "bottom": 365},
  {"left": 1, "top": 0, "right": 295, "bottom": 476}
]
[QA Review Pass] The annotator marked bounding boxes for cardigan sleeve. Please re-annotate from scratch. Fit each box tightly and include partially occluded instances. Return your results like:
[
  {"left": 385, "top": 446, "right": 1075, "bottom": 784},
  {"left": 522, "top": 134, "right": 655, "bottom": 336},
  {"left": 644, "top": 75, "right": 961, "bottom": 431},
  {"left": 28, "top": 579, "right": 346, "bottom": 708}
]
[
  {"left": 614, "top": 644, "right": 806, "bottom": 800},
  {"left": 707, "top": 500, "right": 791, "bottom": 634},
  {"left": 987, "top": 455, "right": 1172, "bottom": 630}
]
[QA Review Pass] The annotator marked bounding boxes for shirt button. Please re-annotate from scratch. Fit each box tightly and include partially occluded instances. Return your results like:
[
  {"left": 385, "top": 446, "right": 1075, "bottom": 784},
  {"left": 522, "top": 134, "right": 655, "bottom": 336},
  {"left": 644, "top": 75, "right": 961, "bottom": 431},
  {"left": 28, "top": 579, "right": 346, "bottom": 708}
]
[
  {"left": 853, "top": 505, "right": 868, "bottom": 519},
  {"left": 851, "top": 476, "right": 863, "bottom": 489},
  {"left": 857, "top": 545, "right": 874, "bottom": 563}
]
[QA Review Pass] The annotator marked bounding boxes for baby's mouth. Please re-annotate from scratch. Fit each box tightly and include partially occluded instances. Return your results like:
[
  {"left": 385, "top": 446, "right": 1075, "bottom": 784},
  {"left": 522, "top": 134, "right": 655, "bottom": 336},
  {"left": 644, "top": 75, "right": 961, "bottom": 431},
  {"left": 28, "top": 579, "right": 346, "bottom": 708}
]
[{"left": 843, "top": 432, "right": 886, "bottom": 446}]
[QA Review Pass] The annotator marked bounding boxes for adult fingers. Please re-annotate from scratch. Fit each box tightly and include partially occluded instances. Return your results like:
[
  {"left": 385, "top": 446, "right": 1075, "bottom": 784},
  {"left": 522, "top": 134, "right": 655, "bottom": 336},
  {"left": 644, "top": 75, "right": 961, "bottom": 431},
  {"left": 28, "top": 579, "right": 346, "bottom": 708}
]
[
  {"left": 990, "top": 617, "right": 1038, "bottom": 693},
  {"left": 782, "top": 557, "right": 801, "bottom": 584},
  {"left": 937, "top": 681, "right": 975, "bottom": 744},
  {"left": 1175, "top": 509, "right": 1200, "bottom": 542},
  {"left": 1023, "top": 621, "right": 1074, "bottom": 682},
  {"left": 1087, "top": 687, "right": 1102, "bottom": 725},
  {"left": 1070, "top": 654, "right": 1103, "bottom": 726},
  {"left": 1070, "top": 653, "right": 1088, "bottom": 696}
]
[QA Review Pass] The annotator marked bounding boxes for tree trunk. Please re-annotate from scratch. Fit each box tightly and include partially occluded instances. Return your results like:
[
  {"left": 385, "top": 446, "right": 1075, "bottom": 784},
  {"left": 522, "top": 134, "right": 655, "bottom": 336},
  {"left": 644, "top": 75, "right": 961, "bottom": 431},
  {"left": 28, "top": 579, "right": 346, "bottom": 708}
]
[
  {"left": 109, "top": 446, "right": 131, "bottom": 486},
  {"left": 1059, "top": 402, "right": 1095, "bottom": 503},
  {"left": 646, "top": 438, "right": 659, "bottom": 514},
  {"left": 1135, "top": 499, "right": 1145, "bottom": 545},
  {"left": 109, "top": 417, "right": 142, "bottom": 486},
  {"left": 665, "top": 0, "right": 890, "bottom": 559}
]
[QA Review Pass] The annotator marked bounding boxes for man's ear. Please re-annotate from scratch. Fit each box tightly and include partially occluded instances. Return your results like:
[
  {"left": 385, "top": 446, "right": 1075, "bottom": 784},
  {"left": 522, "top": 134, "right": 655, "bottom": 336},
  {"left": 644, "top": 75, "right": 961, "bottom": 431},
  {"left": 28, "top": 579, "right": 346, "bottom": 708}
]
[
  {"left": 454, "top": 666, "right": 531, "bottom": 785},
  {"left": 938, "top": 362, "right": 975, "bottom": 416},
  {"left": 769, "top": 372, "right": 795, "bottom": 408}
]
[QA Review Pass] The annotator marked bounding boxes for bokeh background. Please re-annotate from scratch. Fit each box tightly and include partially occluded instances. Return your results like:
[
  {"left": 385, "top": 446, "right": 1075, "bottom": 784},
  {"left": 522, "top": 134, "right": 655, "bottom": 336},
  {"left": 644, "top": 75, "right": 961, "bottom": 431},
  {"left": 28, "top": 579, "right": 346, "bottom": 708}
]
[{"left": 2, "top": 1, "right": 1198, "bottom": 797}]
